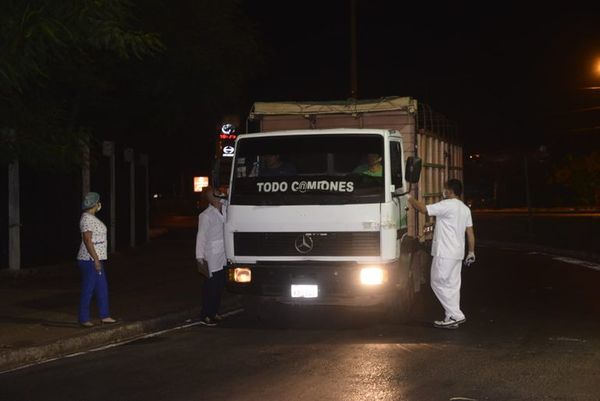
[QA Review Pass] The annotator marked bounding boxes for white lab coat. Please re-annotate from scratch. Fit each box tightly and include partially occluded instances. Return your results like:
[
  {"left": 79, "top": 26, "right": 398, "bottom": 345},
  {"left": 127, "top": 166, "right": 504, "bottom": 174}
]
[
  {"left": 195, "top": 202, "right": 227, "bottom": 276},
  {"left": 426, "top": 198, "right": 472, "bottom": 320},
  {"left": 426, "top": 198, "right": 473, "bottom": 260}
]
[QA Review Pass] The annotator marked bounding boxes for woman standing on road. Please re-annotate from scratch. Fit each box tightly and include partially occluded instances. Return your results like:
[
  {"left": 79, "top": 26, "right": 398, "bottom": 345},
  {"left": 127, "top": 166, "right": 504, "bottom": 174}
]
[{"left": 77, "top": 192, "right": 117, "bottom": 327}]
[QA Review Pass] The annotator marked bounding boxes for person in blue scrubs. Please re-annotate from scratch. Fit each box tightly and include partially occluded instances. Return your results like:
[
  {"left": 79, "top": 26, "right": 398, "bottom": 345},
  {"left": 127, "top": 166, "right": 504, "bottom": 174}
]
[{"left": 76, "top": 192, "right": 117, "bottom": 327}]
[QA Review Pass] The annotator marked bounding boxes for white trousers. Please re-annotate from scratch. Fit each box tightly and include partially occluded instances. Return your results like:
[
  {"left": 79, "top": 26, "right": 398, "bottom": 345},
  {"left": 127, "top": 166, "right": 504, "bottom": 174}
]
[{"left": 430, "top": 256, "right": 465, "bottom": 320}]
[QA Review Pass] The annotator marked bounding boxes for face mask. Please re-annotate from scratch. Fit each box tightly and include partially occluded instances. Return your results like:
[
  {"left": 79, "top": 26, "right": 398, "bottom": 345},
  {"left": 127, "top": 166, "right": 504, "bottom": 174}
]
[
  {"left": 96, "top": 202, "right": 102, "bottom": 212},
  {"left": 442, "top": 189, "right": 448, "bottom": 199}
]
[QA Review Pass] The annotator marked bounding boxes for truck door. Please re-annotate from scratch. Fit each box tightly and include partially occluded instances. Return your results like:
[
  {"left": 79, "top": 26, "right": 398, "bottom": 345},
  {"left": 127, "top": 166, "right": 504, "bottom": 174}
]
[{"left": 389, "top": 140, "right": 406, "bottom": 247}]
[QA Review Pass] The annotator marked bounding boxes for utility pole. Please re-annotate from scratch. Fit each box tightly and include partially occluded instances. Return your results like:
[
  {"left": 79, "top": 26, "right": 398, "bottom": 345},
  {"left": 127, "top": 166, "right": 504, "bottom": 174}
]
[
  {"left": 8, "top": 129, "right": 20, "bottom": 271},
  {"left": 103, "top": 141, "right": 117, "bottom": 253},
  {"left": 350, "top": 0, "right": 358, "bottom": 99},
  {"left": 523, "top": 154, "right": 534, "bottom": 240},
  {"left": 82, "top": 142, "right": 90, "bottom": 196},
  {"left": 124, "top": 148, "right": 136, "bottom": 248},
  {"left": 139, "top": 154, "right": 150, "bottom": 243}
]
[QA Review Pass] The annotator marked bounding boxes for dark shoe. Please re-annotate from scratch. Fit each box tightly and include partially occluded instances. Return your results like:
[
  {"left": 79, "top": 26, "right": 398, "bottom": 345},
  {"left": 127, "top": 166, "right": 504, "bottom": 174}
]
[
  {"left": 101, "top": 317, "right": 117, "bottom": 324},
  {"left": 80, "top": 321, "right": 94, "bottom": 328},
  {"left": 198, "top": 317, "right": 218, "bottom": 327}
]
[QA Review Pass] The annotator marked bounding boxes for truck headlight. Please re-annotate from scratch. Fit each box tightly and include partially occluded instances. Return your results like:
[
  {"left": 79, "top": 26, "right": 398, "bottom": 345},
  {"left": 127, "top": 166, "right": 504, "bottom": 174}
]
[
  {"left": 360, "top": 266, "right": 387, "bottom": 286},
  {"left": 230, "top": 267, "right": 252, "bottom": 283}
]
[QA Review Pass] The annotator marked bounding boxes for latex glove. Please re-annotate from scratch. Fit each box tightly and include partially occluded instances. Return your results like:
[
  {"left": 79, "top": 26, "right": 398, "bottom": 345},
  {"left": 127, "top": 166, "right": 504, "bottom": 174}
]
[{"left": 464, "top": 252, "right": 476, "bottom": 267}]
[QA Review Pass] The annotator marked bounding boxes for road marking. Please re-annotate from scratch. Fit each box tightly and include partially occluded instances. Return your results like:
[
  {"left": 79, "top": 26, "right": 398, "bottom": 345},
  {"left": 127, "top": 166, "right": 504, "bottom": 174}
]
[
  {"left": 529, "top": 252, "right": 600, "bottom": 271},
  {"left": 479, "top": 244, "right": 600, "bottom": 272},
  {"left": 549, "top": 257, "right": 600, "bottom": 271},
  {"left": 0, "top": 308, "right": 244, "bottom": 375},
  {"left": 549, "top": 337, "right": 587, "bottom": 343},
  {"left": 527, "top": 251, "right": 551, "bottom": 256}
]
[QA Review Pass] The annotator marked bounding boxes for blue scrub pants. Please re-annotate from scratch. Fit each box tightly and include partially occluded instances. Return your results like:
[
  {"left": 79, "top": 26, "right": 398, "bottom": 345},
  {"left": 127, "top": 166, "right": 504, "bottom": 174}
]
[
  {"left": 200, "top": 269, "right": 225, "bottom": 320},
  {"left": 77, "top": 260, "right": 110, "bottom": 323}
]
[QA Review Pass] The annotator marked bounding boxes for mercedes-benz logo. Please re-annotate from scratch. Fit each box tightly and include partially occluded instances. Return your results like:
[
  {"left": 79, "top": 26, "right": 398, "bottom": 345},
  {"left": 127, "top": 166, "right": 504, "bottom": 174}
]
[{"left": 294, "top": 234, "right": 314, "bottom": 254}]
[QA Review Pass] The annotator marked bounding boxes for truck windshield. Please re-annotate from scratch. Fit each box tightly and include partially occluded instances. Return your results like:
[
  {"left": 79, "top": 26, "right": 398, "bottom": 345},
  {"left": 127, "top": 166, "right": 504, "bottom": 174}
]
[{"left": 230, "top": 134, "right": 384, "bottom": 205}]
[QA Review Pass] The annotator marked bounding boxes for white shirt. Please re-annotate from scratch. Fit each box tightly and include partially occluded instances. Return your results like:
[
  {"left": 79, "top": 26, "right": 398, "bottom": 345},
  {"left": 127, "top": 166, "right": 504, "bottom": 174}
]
[
  {"left": 195, "top": 203, "right": 227, "bottom": 274},
  {"left": 426, "top": 198, "right": 473, "bottom": 260},
  {"left": 77, "top": 213, "right": 108, "bottom": 261}
]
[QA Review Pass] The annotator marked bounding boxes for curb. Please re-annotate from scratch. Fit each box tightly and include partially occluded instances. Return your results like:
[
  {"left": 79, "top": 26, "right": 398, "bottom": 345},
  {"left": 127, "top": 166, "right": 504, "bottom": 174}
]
[
  {"left": 0, "top": 296, "right": 241, "bottom": 373},
  {"left": 478, "top": 240, "right": 600, "bottom": 264}
]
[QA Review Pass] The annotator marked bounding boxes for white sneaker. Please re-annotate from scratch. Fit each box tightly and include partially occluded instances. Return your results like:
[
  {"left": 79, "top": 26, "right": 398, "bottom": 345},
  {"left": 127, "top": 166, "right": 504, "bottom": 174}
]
[
  {"left": 198, "top": 317, "right": 217, "bottom": 327},
  {"left": 433, "top": 316, "right": 465, "bottom": 329}
]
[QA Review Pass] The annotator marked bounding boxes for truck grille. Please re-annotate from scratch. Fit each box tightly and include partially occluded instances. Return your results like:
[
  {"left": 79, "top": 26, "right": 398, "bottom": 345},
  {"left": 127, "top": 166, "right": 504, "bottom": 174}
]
[{"left": 233, "top": 232, "right": 380, "bottom": 257}]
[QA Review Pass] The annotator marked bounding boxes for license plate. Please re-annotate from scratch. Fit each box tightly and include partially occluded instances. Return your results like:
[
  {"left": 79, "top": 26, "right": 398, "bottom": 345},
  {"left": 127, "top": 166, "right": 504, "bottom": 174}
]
[{"left": 291, "top": 284, "right": 318, "bottom": 298}]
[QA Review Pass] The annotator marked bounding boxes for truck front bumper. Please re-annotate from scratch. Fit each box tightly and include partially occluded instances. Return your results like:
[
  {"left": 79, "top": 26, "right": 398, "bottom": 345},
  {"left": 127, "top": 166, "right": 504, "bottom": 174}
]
[{"left": 226, "top": 261, "right": 397, "bottom": 307}]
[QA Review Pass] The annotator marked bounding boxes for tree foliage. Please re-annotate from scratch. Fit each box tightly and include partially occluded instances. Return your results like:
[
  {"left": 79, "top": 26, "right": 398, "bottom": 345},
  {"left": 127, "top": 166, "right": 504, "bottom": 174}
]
[
  {"left": 1, "top": 0, "right": 263, "bottom": 172},
  {"left": 89, "top": 0, "right": 264, "bottom": 176},
  {"left": 553, "top": 152, "right": 600, "bottom": 207},
  {"left": 0, "top": 0, "right": 164, "bottom": 165},
  {"left": 0, "top": 0, "right": 163, "bottom": 93}
]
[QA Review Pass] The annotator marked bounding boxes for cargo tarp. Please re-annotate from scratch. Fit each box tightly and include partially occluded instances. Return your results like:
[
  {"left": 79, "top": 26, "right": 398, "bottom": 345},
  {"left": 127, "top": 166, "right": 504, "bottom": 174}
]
[{"left": 252, "top": 96, "right": 417, "bottom": 116}]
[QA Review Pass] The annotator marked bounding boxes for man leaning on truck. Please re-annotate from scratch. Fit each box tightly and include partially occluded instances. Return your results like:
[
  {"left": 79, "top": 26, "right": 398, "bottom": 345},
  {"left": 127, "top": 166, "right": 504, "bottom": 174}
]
[{"left": 408, "top": 179, "right": 475, "bottom": 329}]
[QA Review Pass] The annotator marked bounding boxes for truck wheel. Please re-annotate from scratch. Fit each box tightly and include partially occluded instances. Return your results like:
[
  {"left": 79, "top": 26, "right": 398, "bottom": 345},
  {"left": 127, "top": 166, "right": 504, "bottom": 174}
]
[
  {"left": 384, "top": 252, "right": 416, "bottom": 323},
  {"left": 385, "top": 283, "right": 415, "bottom": 323}
]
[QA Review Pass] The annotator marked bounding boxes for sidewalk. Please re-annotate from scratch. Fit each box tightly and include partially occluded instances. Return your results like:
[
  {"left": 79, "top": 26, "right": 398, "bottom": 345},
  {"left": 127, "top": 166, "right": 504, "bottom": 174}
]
[{"left": 0, "top": 220, "right": 239, "bottom": 372}]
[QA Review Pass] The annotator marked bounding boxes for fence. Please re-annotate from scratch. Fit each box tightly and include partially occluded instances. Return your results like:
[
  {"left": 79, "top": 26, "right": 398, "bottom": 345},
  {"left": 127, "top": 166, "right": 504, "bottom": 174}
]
[{"left": 1, "top": 141, "right": 149, "bottom": 270}]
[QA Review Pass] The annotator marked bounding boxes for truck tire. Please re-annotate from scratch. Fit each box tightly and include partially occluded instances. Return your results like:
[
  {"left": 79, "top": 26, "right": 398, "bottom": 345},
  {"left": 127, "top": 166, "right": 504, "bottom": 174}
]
[{"left": 384, "top": 252, "right": 416, "bottom": 323}]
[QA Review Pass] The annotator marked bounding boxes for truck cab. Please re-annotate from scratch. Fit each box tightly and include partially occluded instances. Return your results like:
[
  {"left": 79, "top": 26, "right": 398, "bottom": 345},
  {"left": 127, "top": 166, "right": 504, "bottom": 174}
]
[{"left": 223, "top": 128, "right": 422, "bottom": 314}]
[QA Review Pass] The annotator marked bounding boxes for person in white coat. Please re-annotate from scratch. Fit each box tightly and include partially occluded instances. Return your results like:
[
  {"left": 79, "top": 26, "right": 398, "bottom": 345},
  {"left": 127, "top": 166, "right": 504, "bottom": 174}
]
[
  {"left": 195, "top": 188, "right": 227, "bottom": 327},
  {"left": 408, "top": 179, "right": 475, "bottom": 329}
]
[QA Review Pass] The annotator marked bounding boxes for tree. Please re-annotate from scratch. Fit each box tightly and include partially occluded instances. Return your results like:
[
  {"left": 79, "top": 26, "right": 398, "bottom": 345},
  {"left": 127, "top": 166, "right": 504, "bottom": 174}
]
[
  {"left": 553, "top": 152, "right": 600, "bottom": 207},
  {"left": 0, "top": 0, "right": 163, "bottom": 166}
]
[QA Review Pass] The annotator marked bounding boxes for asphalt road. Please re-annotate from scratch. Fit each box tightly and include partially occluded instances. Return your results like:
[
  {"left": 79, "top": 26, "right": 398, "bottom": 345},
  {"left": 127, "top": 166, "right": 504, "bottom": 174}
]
[{"left": 2, "top": 246, "right": 600, "bottom": 401}]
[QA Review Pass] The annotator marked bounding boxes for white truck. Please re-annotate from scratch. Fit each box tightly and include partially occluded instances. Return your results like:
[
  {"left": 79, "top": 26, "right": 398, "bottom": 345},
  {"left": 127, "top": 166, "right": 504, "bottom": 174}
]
[{"left": 216, "top": 97, "right": 463, "bottom": 318}]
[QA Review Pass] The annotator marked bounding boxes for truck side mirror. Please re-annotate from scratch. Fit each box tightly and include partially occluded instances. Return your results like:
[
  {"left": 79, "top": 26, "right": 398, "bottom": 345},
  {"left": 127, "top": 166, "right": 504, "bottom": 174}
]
[{"left": 404, "top": 156, "right": 422, "bottom": 184}]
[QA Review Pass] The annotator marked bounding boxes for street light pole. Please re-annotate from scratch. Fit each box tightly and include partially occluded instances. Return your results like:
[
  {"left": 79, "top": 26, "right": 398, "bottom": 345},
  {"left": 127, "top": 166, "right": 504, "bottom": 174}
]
[
  {"left": 124, "top": 148, "right": 136, "bottom": 248},
  {"left": 102, "top": 141, "right": 117, "bottom": 253},
  {"left": 523, "top": 154, "right": 534, "bottom": 240},
  {"left": 139, "top": 154, "right": 150, "bottom": 243},
  {"left": 8, "top": 130, "right": 20, "bottom": 271}
]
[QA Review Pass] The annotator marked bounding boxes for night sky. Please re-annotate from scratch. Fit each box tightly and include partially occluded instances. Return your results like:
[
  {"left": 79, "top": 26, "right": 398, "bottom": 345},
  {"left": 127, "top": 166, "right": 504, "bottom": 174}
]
[{"left": 245, "top": 2, "right": 600, "bottom": 153}]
